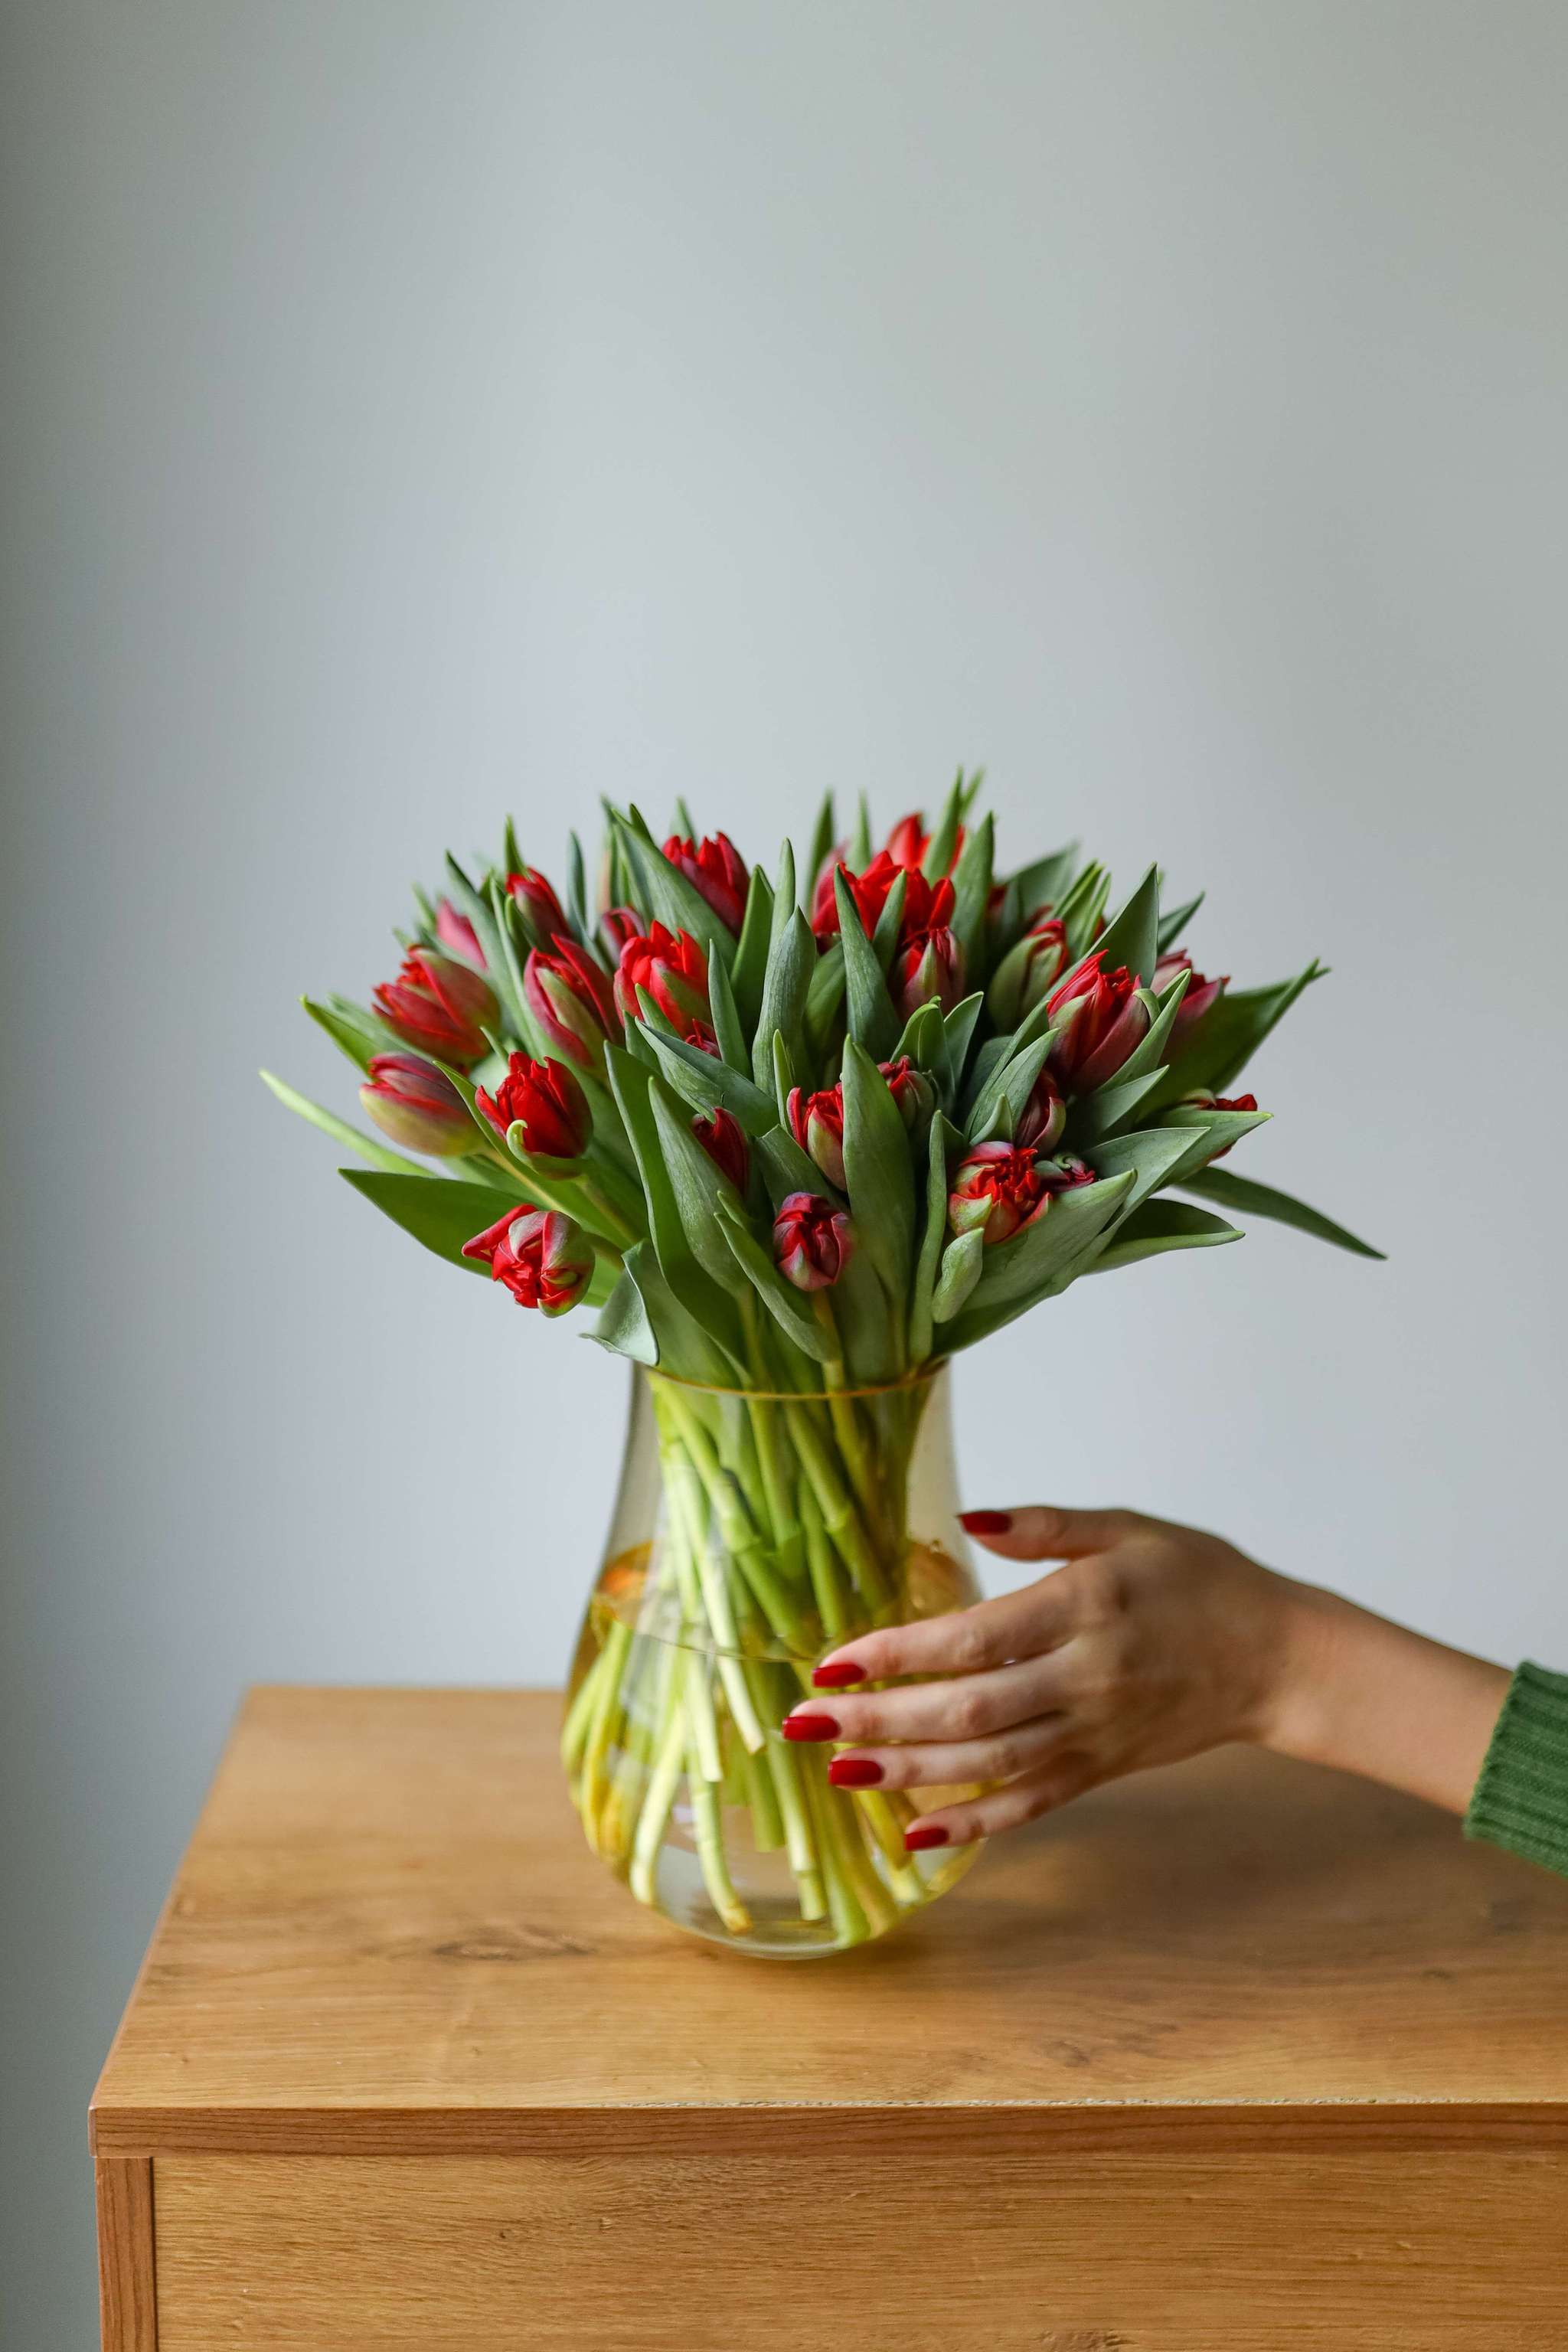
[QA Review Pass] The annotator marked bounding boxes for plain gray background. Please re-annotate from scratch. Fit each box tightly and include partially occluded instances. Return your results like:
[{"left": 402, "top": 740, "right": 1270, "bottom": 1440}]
[{"left": 5, "top": 0, "right": 1567, "bottom": 2335}]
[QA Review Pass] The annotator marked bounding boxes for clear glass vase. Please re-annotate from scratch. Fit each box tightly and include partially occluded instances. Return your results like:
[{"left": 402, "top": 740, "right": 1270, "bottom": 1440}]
[{"left": 563, "top": 1364, "right": 985, "bottom": 1957}]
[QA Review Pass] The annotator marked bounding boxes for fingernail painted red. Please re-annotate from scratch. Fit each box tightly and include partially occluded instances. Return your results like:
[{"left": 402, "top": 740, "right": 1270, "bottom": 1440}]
[
  {"left": 960, "top": 1508, "right": 1012, "bottom": 1534},
  {"left": 904, "top": 1824, "right": 950, "bottom": 1851},
  {"left": 782, "top": 1713, "right": 839, "bottom": 1743},
  {"left": 812, "top": 1659, "right": 867, "bottom": 1689},
  {"left": 828, "top": 1756, "right": 884, "bottom": 1788}
]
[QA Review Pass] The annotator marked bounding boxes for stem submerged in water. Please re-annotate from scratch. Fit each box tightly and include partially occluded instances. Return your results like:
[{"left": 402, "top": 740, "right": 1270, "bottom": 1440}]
[{"left": 564, "top": 1370, "right": 960, "bottom": 1950}]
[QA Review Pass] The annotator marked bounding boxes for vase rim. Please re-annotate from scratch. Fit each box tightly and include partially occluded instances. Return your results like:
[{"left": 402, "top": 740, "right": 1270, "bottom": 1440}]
[{"left": 643, "top": 1363, "right": 949, "bottom": 1405}]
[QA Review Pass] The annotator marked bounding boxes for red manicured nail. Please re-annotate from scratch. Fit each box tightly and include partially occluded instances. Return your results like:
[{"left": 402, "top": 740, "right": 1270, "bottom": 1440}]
[
  {"left": 812, "top": 1658, "right": 867, "bottom": 1689},
  {"left": 960, "top": 1509, "right": 1012, "bottom": 1534},
  {"left": 782, "top": 1712, "right": 839, "bottom": 1743},
  {"left": 828, "top": 1756, "right": 884, "bottom": 1788},
  {"left": 905, "top": 1824, "right": 950, "bottom": 1851}
]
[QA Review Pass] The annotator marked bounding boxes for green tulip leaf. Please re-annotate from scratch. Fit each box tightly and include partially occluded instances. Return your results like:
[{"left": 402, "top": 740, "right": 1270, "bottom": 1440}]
[
  {"left": 1004, "top": 843, "right": 1079, "bottom": 923},
  {"left": 262, "top": 1071, "right": 436, "bottom": 1178},
  {"left": 804, "top": 937, "right": 848, "bottom": 1055},
  {"left": 1152, "top": 1106, "right": 1271, "bottom": 1185},
  {"left": 1090, "top": 861, "right": 1162, "bottom": 987},
  {"left": 965, "top": 1030, "right": 1055, "bottom": 1145},
  {"left": 841, "top": 1040, "right": 915, "bottom": 1313},
  {"left": 806, "top": 790, "right": 838, "bottom": 894},
  {"left": 706, "top": 949, "right": 750, "bottom": 1072},
  {"left": 942, "top": 1169, "right": 1136, "bottom": 1346},
  {"left": 649, "top": 1075, "right": 753, "bottom": 1292},
  {"left": 751, "top": 906, "right": 815, "bottom": 1086},
  {"left": 908, "top": 1113, "right": 960, "bottom": 1364},
  {"left": 920, "top": 770, "right": 967, "bottom": 881},
  {"left": 1082, "top": 1124, "right": 1208, "bottom": 1214},
  {"left": 1157, "top": 890, "right": 1204, "bottom": 956},
  {"left": 1153, "top": 960, "right": 1327, "bottom": 1104},
  {"left": 605, "top": 1047, "right": 746, "bottom": 1360},
  {"left": 1180, "top": 1166, "right": 1386, "bottom": 1259},
  {"left": 948, "top": 811, "right": 995, "bottom": 972},
  {"left": 756, "top": 1121, "right": 836, "bottom": 1209},
  {"left": 338, "top": 1170, "right": 518, "bottom": 1273},
  {"left": 1091, "top": 1198, "right": 1243, "bottom": 1273},
  {"left": 638, "top": 1022, "right": 777, "bottom": 1137},
  {"left": 302, "top": 995, "right": 386, "bottom": 1073},
  {"left": 730, "top": 863, "right": 775, "bottom": 1035},
  {"left": 834, "top": 868, "right": 900, "bottom": 1059},
  {"left": 870, "top": 869, "right": 907, "bottom": 976}
]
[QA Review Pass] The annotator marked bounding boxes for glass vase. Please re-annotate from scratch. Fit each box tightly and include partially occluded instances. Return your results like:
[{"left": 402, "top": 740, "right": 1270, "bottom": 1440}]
[{"left": 563, "top": 1364, "right": 985, "bottom": 1957}]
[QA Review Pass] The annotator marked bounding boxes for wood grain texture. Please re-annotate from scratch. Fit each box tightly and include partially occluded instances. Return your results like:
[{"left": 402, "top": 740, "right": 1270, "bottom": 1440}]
[
  {"left": 96, "top": 2158, "right": 156, "bottom": 2351},
  {"left": 91, "top": 1684, "right": 1568, "bottom": 2161},
  {"left": 152, "top": 2144, "right": 1568, "bottom": 2352}
]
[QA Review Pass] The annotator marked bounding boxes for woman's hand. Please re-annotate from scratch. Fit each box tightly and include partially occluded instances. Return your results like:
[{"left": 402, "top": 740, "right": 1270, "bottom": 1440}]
[{"left": 782, "top": 1504, "right": 1511, "bottom": 1851}]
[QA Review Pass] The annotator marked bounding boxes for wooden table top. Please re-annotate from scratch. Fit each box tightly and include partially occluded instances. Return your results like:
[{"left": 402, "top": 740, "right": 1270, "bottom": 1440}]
[{"left": 91, "top": 1685, "right": 1568, "bottom": 2158}]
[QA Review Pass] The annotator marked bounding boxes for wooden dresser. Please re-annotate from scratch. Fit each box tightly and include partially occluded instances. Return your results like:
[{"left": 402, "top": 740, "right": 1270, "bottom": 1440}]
[{"left": 92, "top": 1685, "right": 1568, "bottom": 2349}]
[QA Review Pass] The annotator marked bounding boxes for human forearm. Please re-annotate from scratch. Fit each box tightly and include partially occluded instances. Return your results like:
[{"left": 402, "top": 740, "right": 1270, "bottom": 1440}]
[{"left": 1260, "top": 1582, "right": 1511, "bottom": 1815}]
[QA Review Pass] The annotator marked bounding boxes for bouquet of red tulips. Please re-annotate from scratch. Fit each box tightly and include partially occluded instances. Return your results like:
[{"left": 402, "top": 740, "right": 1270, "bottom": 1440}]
[{"left": 269, "top": 773, "right": 1377, "bottom": 1943}]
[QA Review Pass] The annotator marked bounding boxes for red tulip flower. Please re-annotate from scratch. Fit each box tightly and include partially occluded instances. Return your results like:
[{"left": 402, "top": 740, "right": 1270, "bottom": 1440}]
[
  {"left": 613, "top": 923, "right": 710, "bottom": 1033},
  {"left": 878, "top": 1054, "right": 936, "bottom": 1131},
  {"left": 663, "top": 831, "right": 749, "bottom": 933},
  {"left": 1014, "top": 1067, "right": 1067, "bottom": 1152},
  {"left": 434, "top": 898, "right": 485, "bottom": 969},
  {"left": 475, "top": 1053, "right": 591, "bottom": 1161},
  {"left": 692, "top": 1106, "right": 750, "bottom": 1191},
  {"left": 884, "top": 811, "right": 963, "bottom": 874},
  {"left": 373, "top": 947, "right": 498, "bottom": 1068},
  {"left": 948, "top": 1142, "right": 1050, "bottom": 1245},
  {"left": 810, "top": 851, "right": 904, "bottom": 943},
  {"left": 524, "top": 939, "right": 620, "bottom": 1069},
  {"left": 1047, "top": 954, "right": 1151, "bottom": 1091},
  {"left": 891, "top": 874, "right": 965, "bottom": 1020},
  {"left": 598, "top": 905, "right": 643, "bottom": 963},
  {"left": 773, "top": 1192, "right": 854, "bottom": 1291},
  {"left": 507, "top": 864, "right": 570, "bottom": 945},
  {"left": 786, "top": 1082, "right": 848, "bottom": 1189},
  {"left": 1155, "top": 949, "right": 1227, "bottom": 1038},
  {"left": 462, "top": 1204, "right": 594, "bottom": 1315},
  {"left": 358, "top": 1054, "right": 472, "bottom": 1157}
]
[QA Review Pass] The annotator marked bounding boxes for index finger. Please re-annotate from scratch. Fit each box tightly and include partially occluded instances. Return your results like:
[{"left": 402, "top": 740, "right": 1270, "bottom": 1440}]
[{"left": 811, "top": 1573, "right": 1074, "bottom": 1689}]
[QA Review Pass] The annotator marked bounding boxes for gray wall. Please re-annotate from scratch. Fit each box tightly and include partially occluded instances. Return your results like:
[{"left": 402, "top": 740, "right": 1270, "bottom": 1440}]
[{"left": 5, "top": 2, "right": 1567, "bottom": 2335}]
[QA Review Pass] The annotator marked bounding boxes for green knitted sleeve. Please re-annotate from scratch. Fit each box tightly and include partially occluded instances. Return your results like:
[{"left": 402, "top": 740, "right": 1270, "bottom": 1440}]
[{"left": 1464, "top": 1661, "right": 1568, "bottom": 1878}]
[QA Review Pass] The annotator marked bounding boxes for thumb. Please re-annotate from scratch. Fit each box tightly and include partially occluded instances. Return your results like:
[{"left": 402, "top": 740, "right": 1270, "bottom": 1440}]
[{"left": 959, "top": 1503, "right": 1137, "bottom": 1560}]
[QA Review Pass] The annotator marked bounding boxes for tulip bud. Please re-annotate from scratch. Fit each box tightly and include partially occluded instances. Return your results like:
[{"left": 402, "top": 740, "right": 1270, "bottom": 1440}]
[
  {"left": 1014, "top": 1067, "right": 1067, "bottom": 1153},
  {"left": 1038, "top": 1152, "right": 1096, "bottom": 1193},
  {"left": 948, "top": 1141, "right": 1050, "bottom": 1245},
  {"left": 786, "top": 1082, "right": 847, "bottom": 1189},
  {"left": 613, "top": 923, "right": 710, "bottom": 1034},
  {"left": 986, "top": 916, "right": 1068, "bottom": 1026},
  {"left": 692, "top": 1106, "right": 750, "bottom": 1191},
  {"left": 523, "top": 939, "right": 620, "bottom": 1070},
  {"left": 662, "top": 831, "right": 749, "bottom": 934},
  {"left": 1171, "top": 1089, "right": 1257, "bottom": 1158},
  {"left": 475, "top": 1053, "right": 591, "bottom": 1161},
  {"left": 892, "top": 922, "right": 965, "bottom": 1021},
  {"left": 877, "top": 1054, "right": 937, "bottom": 1132},
  {"left": 461, "top": 1203, "right": 594, "bottom": 1314},
  {"left": 773, "top": 1192, "right": 854, "bottom": 1291},
  {"left": 1046, "top": 955, "right": 1152, "bottom": 1092},
  {"left": 434, "top": 898, "right": 485, "bottom": 969},
  {"left": 1155, "top": 950, "right": 1226, "bottom": 1040},
  {"left": 359, "top": 1054, "right": 473, "bottom": 1157},
  {"left": 373, "top": 948, "right": 499, "bottom": 1068},
  {"left": 506, "top": 864, "right": 570, "bottom": 948}
]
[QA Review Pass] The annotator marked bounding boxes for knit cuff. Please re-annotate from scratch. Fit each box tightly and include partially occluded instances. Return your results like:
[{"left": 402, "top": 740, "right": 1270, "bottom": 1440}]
[{"left": 1464, "top": 1661, "right": 1568, "bottom": 1879}]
